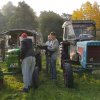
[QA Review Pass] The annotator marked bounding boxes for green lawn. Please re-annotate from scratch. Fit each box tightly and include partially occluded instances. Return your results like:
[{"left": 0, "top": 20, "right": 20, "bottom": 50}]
[{"left": 0, "top": 58, "right": 100, "bottom": 100}]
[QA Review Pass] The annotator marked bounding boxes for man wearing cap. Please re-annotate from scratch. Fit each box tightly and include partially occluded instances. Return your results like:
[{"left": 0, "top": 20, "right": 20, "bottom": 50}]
[{"left": 20, "top": 33, "right": 35, "bottom": 93}]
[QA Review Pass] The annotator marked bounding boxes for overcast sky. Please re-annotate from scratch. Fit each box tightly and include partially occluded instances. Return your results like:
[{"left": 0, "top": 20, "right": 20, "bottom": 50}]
[{"left": 0, "top": 0, "right": 100, "bottom": 16}]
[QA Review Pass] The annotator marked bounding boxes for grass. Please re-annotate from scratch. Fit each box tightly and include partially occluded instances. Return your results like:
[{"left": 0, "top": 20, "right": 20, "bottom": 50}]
[{"left": 0, "top": 57, "right": 100, "bottom": 100}]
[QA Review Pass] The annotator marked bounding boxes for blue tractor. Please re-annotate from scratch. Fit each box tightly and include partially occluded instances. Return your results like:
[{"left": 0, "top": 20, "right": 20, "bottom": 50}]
[{"left": 61, "top": 20, "right": 100, "bottom": 88}]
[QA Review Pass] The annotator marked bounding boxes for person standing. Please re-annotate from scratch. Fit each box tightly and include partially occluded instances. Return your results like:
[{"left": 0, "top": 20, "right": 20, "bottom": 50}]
[
  {"left": 20, "top": 33, "right": 35, "bottom": 93},
  {"left": 47, "top": 32, "right": 59, "bottom": 80},
  {"left": 0, "top": 38, "right": 5, "bottom": 61},
  {"left": 45, "top": 35, "right": 52, "bottom": 74}
]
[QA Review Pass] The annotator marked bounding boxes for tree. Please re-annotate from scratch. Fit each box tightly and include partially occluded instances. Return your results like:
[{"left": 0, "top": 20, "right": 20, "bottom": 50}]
[
  {"left": 39, "top": 11, "right": 64, "bottom": 41},
  {"left": 1, "top": 1, "right": 16, "bottom": 18},
  {"left": 92, "top": 2, "right": 100, "bottom": 30},
  {"left": 72, "top": 9, "right": 84, "bottom": 20},
  {"left": 7, "top": 1, "right": 38, "bottom": 30},
  {"left": 0, "top": 13, "right": 7, "bottom": 32},
  {"left": 72, "top": 1, "right": 100, "bottom": 29}
]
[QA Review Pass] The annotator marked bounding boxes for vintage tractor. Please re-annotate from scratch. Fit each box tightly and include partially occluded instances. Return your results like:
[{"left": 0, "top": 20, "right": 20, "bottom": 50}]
[
  {"left": 61, "top": 20, "right": 100, "bottom": 88},
  {"left": 0, "top": 29, "right": 43, "bottom": 88}
]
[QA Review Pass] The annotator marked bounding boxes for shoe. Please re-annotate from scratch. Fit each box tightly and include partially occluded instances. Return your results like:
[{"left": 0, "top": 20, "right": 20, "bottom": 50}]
[{"left": 21, "top": 88, "right": 29, "bottom": 93}]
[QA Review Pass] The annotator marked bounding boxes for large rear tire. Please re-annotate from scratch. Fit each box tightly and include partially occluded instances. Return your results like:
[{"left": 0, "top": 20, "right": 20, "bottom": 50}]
[
  {"left": 64, "top": 63, "right": 74, "bottom": 88},
  {"left": 32, "top": 67, "right": 39, "bottom": 89}
]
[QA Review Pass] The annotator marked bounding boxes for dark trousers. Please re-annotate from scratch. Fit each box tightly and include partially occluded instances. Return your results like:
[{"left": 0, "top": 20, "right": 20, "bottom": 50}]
[
  {"left": 50, "top": 57, "right": 57, "bottom": 79},
  {"left": 35, "top": 53, "right": 42, "bottom": 71},
  {"left": 46, "top": 55, "right": 50, "bottom": 73}
]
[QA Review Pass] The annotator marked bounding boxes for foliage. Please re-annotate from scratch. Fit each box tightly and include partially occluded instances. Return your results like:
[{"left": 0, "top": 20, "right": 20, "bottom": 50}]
[
  {"left": 1, "top": 1, "right": 16, "bottom": 18},
  {"left": 72, "top": 1, "right": 100, "bottom": 30},
  {"left": 0, "top": 13, "right": 7, "bottom": 32},
  {"left": 6, "top": 1, "right": 38, "bottom": 30},
  {"left": 39, "top": 11, "right": 64, "bottom": 42}
]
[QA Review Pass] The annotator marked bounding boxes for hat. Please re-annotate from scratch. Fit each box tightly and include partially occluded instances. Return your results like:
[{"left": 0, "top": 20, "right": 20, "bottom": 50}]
[{"left": 21, "top": 33, "right": 27, "bottom": 38}]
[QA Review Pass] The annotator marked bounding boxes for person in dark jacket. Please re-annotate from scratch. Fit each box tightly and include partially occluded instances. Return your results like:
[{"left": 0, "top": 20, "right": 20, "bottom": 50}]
[{"left": 20, "top": 33, "right": 35, "bottom": 93}]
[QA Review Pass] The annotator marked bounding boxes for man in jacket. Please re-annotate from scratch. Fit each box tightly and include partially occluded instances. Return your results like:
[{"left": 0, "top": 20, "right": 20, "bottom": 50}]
[
  {"left": 45, "top": 35, "right": 52, "bottom": 74},
  {"left": 47, "top": 32, "right": 59, "bottom": 80},
  {"left": 20, "top": 33, "right": 35, "bottom": 93}
]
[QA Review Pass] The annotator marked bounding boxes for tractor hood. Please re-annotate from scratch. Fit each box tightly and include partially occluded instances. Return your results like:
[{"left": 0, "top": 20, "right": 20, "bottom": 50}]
[{"left": 6, "top": 48, "right": 20, "bottom": 55}]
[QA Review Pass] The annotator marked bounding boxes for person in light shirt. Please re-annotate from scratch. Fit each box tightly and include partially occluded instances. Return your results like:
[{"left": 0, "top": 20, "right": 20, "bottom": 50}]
[
  {"left": 47, "top": 32, "right": 59, "bottom": 80},
  {"left": 45, "top": 35, "right": 52, "bottom": 74}
]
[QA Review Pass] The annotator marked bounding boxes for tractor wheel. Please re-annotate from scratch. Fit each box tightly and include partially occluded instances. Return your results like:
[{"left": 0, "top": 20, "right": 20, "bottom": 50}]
[
  {"left": 32, "top": 67, "right": 39, "bottom": 89},
  {"left": 64, "top": 63, "right": 74, "bottom": 88}
]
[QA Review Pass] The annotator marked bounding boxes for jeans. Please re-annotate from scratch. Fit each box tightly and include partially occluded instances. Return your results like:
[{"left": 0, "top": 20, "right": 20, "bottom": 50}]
[
  {"left": 50, "top": 57, "right": 57, "bottom": 79},
  {"left": 46, "top": 55, "right": 50, "bottom": 73},
  {"left": 22, "top": 56, "right": 35, "bottom": 88}
]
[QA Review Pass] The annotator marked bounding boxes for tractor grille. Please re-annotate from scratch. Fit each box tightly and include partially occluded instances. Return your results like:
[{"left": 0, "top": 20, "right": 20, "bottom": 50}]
[{"left": 87, "top": 46, "right": 100, "bottom": 63}]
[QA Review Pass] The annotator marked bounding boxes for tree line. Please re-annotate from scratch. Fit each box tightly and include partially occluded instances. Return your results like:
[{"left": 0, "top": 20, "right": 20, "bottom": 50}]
[
  {"left": 72, "top": 1, "right": 100, "bottom": 30},
  {"left": 0, "top": 1, "right": 100, "bottom": 41}
]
